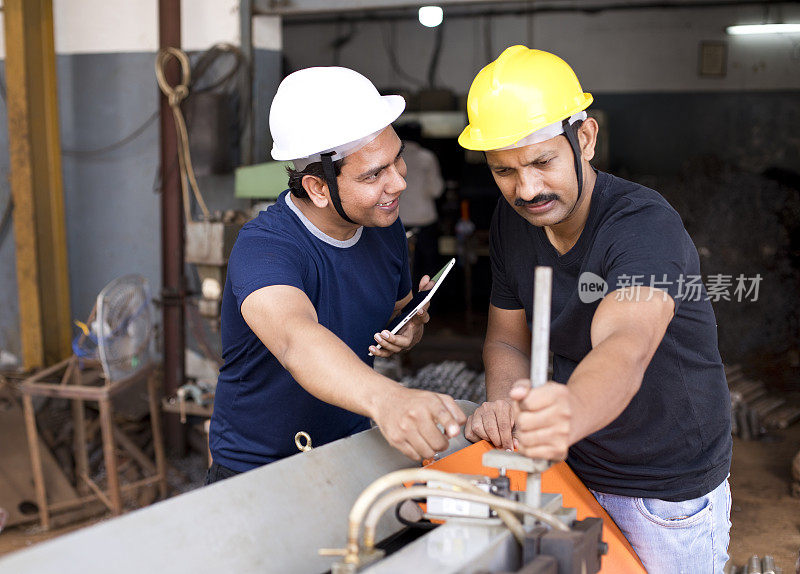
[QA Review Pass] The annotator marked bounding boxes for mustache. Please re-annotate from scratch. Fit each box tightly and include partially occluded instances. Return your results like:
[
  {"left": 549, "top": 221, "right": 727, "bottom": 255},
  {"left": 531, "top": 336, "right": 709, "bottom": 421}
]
[{"left": 515, "top": 194, "right": 559, "bottom": 207}]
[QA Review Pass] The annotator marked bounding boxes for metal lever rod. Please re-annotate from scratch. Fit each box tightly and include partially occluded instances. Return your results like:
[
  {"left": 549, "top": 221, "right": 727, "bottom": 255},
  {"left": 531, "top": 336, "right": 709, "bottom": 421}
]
[
  {"left": 521, "top": 266, "right": 553, "bottom": 522},
  {"left": 531, "top": 266, "right": 552, "bottom": 388}
]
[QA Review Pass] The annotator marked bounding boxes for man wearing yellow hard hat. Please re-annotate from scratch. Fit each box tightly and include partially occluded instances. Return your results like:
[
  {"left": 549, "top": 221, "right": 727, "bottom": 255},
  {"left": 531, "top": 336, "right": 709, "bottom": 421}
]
[{"left": 460, "top": 46, "right": 732, "bottom": 572}]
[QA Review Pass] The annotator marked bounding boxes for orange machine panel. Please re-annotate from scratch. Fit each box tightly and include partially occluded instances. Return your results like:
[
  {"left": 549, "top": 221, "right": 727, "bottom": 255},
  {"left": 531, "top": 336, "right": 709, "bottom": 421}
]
[{"left": 425, "top": 440, "right": 645, "bottom": 573}]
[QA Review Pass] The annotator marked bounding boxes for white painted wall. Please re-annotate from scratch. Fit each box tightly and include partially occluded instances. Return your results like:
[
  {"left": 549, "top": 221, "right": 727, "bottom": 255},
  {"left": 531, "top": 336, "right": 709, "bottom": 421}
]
[
  {"left": 0, "top": 0, "right": 252, "bottom": 57},
  {"left": 182, "top": 0, "right": 242, "bottom": 51},
  {"left": 283, "top": 3, "right": 800, "bottom": 93},
  {"left": 53, "top": 2, "right": 159, "bottom": 54},
  {"left": 254, "top": 14, "right": 283, "bottom": 51}
]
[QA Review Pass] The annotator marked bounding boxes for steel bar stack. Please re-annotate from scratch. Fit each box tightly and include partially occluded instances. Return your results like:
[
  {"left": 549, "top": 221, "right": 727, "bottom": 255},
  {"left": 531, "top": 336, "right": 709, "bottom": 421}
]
[
  {"left": 724, "top": 554, "right": 781, "bottom": 574},
  {"left": 726, "top": 365, "right": 800, "bottom": 440},
  {"left": 401, "top": 361, "right": 486, "bottom": 404}
]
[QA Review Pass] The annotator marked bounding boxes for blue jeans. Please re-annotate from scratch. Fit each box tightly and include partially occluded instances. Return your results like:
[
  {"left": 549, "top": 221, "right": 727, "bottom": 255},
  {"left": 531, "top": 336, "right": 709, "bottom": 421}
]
[{"left": 590, "top": 478, "right": 731, "bottom": 573}]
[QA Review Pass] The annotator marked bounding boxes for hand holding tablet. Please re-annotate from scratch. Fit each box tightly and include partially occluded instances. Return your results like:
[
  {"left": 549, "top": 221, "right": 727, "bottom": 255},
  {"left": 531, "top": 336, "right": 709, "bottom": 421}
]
[{"left": 369, "top": 258, "right": 456, "bottom": 356}]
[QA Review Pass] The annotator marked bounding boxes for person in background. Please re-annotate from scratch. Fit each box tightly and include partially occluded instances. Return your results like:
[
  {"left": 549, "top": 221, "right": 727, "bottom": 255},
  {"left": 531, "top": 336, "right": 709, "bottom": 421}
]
[{"left": 396, "top": 122, "right": 445, "bottom": 285}]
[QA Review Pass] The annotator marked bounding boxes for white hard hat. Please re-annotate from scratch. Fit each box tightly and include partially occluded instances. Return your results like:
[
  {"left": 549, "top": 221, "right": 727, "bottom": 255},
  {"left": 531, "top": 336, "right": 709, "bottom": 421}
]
[{"left": 270, "top": 67, "right": 405, "bottom": 169}]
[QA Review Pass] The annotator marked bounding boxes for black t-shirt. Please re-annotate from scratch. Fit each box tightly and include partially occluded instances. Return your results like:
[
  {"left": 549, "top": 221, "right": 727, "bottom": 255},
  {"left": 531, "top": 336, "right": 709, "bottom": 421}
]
[{"left": 489, "top": 170, "right": 732, "bottom": 501}]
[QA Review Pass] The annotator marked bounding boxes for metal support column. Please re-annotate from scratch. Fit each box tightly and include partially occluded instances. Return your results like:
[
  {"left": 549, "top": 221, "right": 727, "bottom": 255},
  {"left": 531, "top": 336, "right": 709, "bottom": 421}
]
[
  {"left": 3, "top": 0, "right": 72, "bottom": 370},
  {"left": 159, "top": 0, "right": 187, "bottom": 454},
  {"left": 239, "top": 0, "right": 254, "bottom": 165}
]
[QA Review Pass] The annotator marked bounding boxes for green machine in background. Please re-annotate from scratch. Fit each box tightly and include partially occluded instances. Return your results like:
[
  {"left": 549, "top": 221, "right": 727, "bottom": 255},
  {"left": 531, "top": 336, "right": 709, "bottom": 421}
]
[
  {"left": 234, "top": 160, "right": 293, "bottom": 201},
  {"left": 185, "top": 161, "right": 291, "bottom": 328}
]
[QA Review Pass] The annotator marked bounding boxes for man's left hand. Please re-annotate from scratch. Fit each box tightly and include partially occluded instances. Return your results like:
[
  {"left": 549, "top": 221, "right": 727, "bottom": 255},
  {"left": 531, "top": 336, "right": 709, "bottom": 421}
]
[
  {"left": 509, "top": 380, "right": 575, "bottom": 461},
  {"left": 369, "top": 275, "right": 432, "bottom": 358}
]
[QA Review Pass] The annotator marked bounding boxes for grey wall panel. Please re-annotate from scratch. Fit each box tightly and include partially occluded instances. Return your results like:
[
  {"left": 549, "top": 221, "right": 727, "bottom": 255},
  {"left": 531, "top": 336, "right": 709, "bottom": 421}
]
[
  {"left": 57, "top": 52, "right": 161, "bottom": 326},
  {"left": 0, "top": 53, "right": 160, "bottom": 358}
]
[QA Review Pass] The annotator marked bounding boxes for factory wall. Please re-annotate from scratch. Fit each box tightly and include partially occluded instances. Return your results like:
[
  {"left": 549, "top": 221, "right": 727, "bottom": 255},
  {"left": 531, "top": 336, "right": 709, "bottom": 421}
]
[
  {"left": 282, "top": 3, "right": 800, "bottom": 369},
  {"left": 0, "top": 1, "right": 282, "bottom": 361},
  {"left": 283, "top": 3, "right": 800, "bottom": 175}
]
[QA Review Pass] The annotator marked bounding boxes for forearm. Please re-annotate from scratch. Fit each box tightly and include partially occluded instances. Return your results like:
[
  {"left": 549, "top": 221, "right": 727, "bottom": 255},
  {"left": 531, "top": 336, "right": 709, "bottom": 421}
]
[
  {"left": 565, "top": 330, "right": 652, "bottom": 444},
  {"left": 279, "top": 319, "right": 399, "bottom": 419},
  {"left": 483, "top": 339, "right": 530, "bottom": 402},
  {"left": 511, "top": 290, "right": 673, "bottom": 461},
  {"left": 241, "top": 285, "right": 465, "bottom": 462}
]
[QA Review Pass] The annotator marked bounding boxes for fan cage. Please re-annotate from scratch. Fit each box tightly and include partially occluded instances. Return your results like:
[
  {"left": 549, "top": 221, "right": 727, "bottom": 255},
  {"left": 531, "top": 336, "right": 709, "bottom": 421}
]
[{"left": 95, "top": 274, "right": 155, "bottom": 382}]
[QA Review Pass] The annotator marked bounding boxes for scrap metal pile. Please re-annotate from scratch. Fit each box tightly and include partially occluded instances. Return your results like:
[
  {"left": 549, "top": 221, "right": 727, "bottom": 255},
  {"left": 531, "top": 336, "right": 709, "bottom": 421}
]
[
  {"left": 401, "top": 361, "right": 486, "bottom": 404},
  {"left": 724, "top": 554, "right": 782, "bottom": 574},
  {"left": 726, "top": 365, "right": 800, "bottom": 440}
]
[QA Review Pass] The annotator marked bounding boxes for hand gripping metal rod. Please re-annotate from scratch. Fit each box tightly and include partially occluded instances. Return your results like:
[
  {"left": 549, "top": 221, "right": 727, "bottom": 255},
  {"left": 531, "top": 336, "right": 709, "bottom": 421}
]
[{"left": 523, "top": 266, "right": 552, "bottom": 518}]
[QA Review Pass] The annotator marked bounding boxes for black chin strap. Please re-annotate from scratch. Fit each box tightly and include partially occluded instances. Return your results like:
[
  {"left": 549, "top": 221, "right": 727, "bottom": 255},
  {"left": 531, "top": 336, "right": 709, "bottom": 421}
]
[
  {"left": 321, "top": 152, "right": 356, "bottom": 225},
  {"left": 562, "top": 118, "right": 584, "bottom": 201},
  {"left": 559, "top": 118, "right": 585, "bottom": 221}
]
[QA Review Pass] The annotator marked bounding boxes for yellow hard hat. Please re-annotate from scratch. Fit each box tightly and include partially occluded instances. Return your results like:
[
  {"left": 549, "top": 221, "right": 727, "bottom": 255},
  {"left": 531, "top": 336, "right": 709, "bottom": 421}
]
[{"left": 458, "top": 46, "right": 593, "bottom": 151}]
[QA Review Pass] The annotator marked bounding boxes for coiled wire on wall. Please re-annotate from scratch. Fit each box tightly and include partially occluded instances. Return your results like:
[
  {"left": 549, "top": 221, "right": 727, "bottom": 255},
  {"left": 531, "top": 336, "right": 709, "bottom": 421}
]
[
  {"left": 155, "top": 43, "right": 250, "bottom": 222},
  {"left": 155, "top": 47, "right": 211, "bottom": 223},
  {"left": 59, "top": 43, "right": 248, "bottom": 161}
]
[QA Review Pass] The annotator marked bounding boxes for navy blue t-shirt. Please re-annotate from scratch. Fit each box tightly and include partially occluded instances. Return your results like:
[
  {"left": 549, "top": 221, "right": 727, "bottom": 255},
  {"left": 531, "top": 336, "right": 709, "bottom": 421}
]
[
  {"left": 210, "top": 191, "right": 411, "bottom": 472},
  {"left": 490, "top": 171, "right": 732, "bottom": 501}
]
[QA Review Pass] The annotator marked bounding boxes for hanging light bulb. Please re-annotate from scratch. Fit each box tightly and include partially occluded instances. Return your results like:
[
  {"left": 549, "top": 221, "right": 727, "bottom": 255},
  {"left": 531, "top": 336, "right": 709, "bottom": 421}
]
[{"left": 419, "top": 6, "right": 443, "bottom": 28}]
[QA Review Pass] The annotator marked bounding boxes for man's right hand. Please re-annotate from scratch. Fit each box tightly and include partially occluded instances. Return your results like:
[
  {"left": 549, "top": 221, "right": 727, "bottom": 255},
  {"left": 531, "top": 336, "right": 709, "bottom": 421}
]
[
  {"left": 372, "top": 387, "right": 466, "bottom": 461},
  {"left": 464, "top": 399, "right": 516, "bottom": 451}
]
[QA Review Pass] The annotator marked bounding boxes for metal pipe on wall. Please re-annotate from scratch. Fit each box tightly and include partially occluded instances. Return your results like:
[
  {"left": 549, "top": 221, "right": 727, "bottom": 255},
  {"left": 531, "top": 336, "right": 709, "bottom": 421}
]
[
  {"left": 158, "top": 0, "right": 187, "bottom": 455},
  {"left": 240, "top": 0, "right": 255, "bottom": 166}
]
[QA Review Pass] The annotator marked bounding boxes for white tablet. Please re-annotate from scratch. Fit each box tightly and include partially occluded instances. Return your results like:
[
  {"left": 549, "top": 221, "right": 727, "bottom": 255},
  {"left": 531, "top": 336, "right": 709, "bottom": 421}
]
[{"left": 370, "top": 258, "right": 456, "bottom": 355}]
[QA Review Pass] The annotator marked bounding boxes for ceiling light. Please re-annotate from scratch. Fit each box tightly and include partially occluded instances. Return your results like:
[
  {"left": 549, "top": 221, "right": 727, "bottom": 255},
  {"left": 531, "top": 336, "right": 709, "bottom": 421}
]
[
  {"left": 419, "top": 6, "right": 443, "bottom": 28},
  {"left": 726, "top": 23, "right": 800, "bottom": 35}
]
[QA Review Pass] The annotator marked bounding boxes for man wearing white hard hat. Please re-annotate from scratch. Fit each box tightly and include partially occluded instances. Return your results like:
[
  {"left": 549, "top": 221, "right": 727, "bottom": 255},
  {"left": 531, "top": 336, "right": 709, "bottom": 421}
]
[
  {"left": 207, "top": 67, "right": 465, "bottom": 482},
  {"left": 460, "top": 46, "right": 731, "bottom": 572}
]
